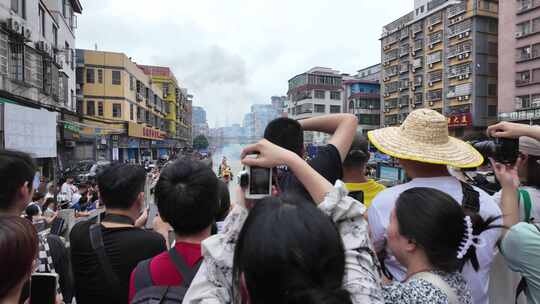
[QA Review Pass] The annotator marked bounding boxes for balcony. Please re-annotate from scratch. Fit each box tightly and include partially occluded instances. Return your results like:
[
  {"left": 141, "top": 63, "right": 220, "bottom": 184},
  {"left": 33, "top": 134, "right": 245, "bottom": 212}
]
[
  {"left": 448, "top": 19, "right": 472, "bottom": 39},
  {"left": 447, "top": 1, "right": 467, "bottom": 18}
]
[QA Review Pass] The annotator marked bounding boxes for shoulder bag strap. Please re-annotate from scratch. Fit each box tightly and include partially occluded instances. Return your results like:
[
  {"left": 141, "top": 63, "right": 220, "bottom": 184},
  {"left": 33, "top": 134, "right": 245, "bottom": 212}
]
[
  {"left": 518, "top": 189, "right": 533, "bottom": 222},
  {"left": 133, "top": 259, "right": 154, "bottom": 293},
  {"left": 89, "top": 223, "right": 122, "bottom": 292},
  {"left": 168, "top": 247, "right": 202, "bottom": 287},
  {"left": 410, "top": 272, "right": 458, "bottom": 304},
  {"left": 460, "top": 181, "right": 480, "bottom": 213}
]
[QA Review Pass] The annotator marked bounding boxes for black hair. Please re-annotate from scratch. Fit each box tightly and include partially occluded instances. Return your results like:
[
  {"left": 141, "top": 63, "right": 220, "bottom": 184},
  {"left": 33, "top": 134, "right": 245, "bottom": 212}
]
[
  {"left": 0, "top": 150, "right": 36, "bottom": 211},
  {"left": 43, "top": 198, "right": 57, "bottom": 211},
  {"left": 264, "top": 117, "right": 304, "bottom": 156},
  {"left": 343, "top": 135, "right": 370, "bottom": 168},
  {"left": 96, "top": 164, "right": 146, "bottom": 210},
  {"left": 155, "top": 159, "right": 219, "bottom": 236},
  {"left": 395, "top": 188, "right": 501, "bottom": 273},
  {"left": 233, "top": 195, "right": 351, "bottom": 304},
  {"left": 32, "top": 192, "right": 45, "bottom": 202},
  {"left": 525, "top": 155, "right": 540, "bottom": 189},
  {"left": 215, "top": 180, "right": 231, "bottom": 222},
  {"left": 25, "top": 204, "right": 40, "bottom": 221}
]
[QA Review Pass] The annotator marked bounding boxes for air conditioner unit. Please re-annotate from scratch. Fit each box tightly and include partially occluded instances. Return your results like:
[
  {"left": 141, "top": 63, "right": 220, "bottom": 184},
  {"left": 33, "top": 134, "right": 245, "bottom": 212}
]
[
  {"left": 429, "top": 82, "right": 433, "bottom": 87},
  {"left": 24, "top": 28, "right": 31, "bottom": 39},
  {"left": 464, "top": 95, "right": 469, "bottom": 100},
  {"left": 459, "top": 34, "right": 463, "bottom": 39},
  {"left": 163, "top": 93, "right": 168, "bottom": 98},
  {"left": 428, "top": 26, "right": 433, "bottom": 31},
  {"left": 55, "top": 56, "right": 63, "bottom": 68},
  {"left": 465, "top": 31, "right": 470, "bottom": 37},
  {"left": 8, "top": 19, "right": 21, "bottom": 34},
  {"left": 412, "top": 87, "right": 416, "bottom": 91},
  {"left": 465, "top": 74, "right": 470, "bottom": 79},
  {"left": 464, "top": 53, "right": 470, "bottom": 58},
  {"left": 429, "top": 63, "right": 433, "bottom": 68},
  {"left": 458, "top": 96, "right": 463, "bottom": 101},
  {"left": 430, "top": 44, "right": 434, "bottom": 49},
  {"left": 458, "top": 54, "right": 463, "bottom": 60},
  {"left": 412, "top": 104, "right": 416, "bottom": 108},
  {"left": 458, "top": 75, "right": 463, "bottom": 80},
  {"left": 429, "top": 102, "right": 434, "bottom": 106},
  {"left": 35, "top": 41, "right": 45, "bottom": 51}
]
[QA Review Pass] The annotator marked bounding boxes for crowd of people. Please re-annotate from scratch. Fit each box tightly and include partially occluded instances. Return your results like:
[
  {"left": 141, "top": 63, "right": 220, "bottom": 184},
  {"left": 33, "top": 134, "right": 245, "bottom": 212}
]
[{"left": 1, "top": 110, "right": 539, "bottom": 304}]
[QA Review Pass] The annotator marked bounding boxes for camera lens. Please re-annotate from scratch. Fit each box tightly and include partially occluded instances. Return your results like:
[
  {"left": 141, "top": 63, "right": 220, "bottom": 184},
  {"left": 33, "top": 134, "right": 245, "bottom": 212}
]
[{"left": 471, "top": 140, "right": 496, "bottom": 164}]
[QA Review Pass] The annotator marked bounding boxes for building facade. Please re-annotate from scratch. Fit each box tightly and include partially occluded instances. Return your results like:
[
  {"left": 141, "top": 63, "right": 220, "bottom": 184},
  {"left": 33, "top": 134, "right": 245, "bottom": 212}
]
[
  {"left": 192, "top": 106, "right": 209, "bottom": 138},
  {"left": 76, "top": 49, "right": 178, "bottom": 163},
  {"left": 343, "top": 79, "right": 381, "bottom": 134},
  {"left": 0, "top": 0, "right": 82, "bottom": 179},
  {"left": 498, "top": 0, "right": 540, "bottom": 124},
  {"left": 355, "top": 64, "right": 382, "bottom": 82},
  {"left": 381, "top": 0, "right": 499, "bottom": 137},
  {"left": 271, "top": 95, "right": 287, "bottom": 116},
  {"left": 286, "top": 67, "right": 344, "bottom": 144}
]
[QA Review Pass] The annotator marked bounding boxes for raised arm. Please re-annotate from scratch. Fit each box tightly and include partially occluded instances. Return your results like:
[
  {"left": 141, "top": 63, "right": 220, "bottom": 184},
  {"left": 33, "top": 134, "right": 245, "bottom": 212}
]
[
  {"left": 299, "top": 114, "right": 358, "bottom": 162},
  {"left": 487, "top": 121, "right": 540, "bottom": 141},
  {"left": 491, "top": 158, "right": 522, "bottom": 236}
]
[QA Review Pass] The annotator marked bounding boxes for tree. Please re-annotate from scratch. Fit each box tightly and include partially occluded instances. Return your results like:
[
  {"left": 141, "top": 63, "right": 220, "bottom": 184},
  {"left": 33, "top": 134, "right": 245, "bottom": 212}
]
[{"left": 193, "top": 135, "right": 209, "bottom": 151}]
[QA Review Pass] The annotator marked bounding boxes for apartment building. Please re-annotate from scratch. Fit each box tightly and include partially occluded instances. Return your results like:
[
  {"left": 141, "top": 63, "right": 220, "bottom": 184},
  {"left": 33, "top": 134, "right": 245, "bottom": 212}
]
[
  {"left": 498, "top": 0, "right": 540, "bottom": 124},
  {"left": 0, "top": 0, "right": 82, "bottom": 178},
  {"left": 343, "top": 78, "right": 381, "bottom": 134},
  {"left": 355, "top": 64, "right": 382, "bottom": 82},
  {"left": 192, "top": 106, "right": 209, "bottom": 138},
  {"left": 286, "top": 67, "right": 343, "bottom": 144},
  {"left": 76, "top": 49, "right": 176, "bottom": 162},
  {"left": 381, "top": 0, "right": 499, "bottom": 137}
]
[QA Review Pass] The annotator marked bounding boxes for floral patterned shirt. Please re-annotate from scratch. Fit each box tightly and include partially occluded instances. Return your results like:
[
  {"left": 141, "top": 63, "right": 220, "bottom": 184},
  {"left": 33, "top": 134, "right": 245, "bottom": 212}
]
[{"left": 182, "top": 181, "right": 384, "bottom": 304}]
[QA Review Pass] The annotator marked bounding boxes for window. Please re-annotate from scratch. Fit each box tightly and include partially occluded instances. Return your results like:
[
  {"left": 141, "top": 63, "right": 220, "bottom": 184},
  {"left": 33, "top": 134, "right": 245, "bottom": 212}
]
[
  {"left": 447, "top": 83, "right": 472, "bottom": 98},
  {"left": 517, "top": 46, "right": 532, "bottom": 61},
  {"left": 427, "top": 89, "right": 442, "bottom": 101},
  {"left": 130, "top": 104, "right": 134, "bottom": 120},
  {"left": 11, "top": 0, "right": 25, "bottom": 18},
  {"left": 97, "top": 101, "right": 103, "bottom": 116},
  {"left": 534, "top": 17, "right": 540, "bottom": 33},
  {"left": 488, "top": 84, "right": 497, "bottom": 96},
  {"left": 315, "top": 90, "right": 325, "bottom": 99},
  {"left": 86, "top": 68, "right": 94, "bottom": 83},
  {"left": 532, "top": 94, "right": 540, "bottom": 107},
  {"left": 163, "top": 83, "right": 169, "bottom": 96},
  {"left": 429, "top": 31, "right": 443, "bottom": 45},
  {"left": 52, "top": 25, "right": 58, "bottom": 49},
  {"left": 97, "top": 69, "right": 103, "bottom": 83},
  {"left": 517, "top": 21, "right": 532, "bottom": 36},
  {"left": 62, "top": 0, "right": 66, "bottom": 16},
  {"left": 428, "top": 70, "right": 443, "bottom": 82},
  {"left": 427, "top": 50, "right": 442, "bottom": 65},
  {"left": 314, "top": 104, "right": 325, "bottom": 113},
  {"left": 516, "top": 95, "right": 531, "bottom": 109},
  {"left": 533, "top": 68, "right": 540, "bottom": 82},
  {"left": 516, "top": 70, "right": 531, "bottom": 85},
  {"left": 448, "top": 62, "right": 471, "bottom": 78},
  {"left": 330, "top": 91, "right": 341, "bottom": 100},
  {"left": 112, "top": 70, "right": 121, "bottom": 85},
  {"left": 11, "top": 0, "right": 18, "bottom": 12},
  {"left": 39, "top": 6, "right": 45, "bottom": 37},
  {"left": 129, "top": 76, "right": 134, "bottom": 90},
  {"left": 86, "top": 100, "right": 95, "bottom": 116},
  {"left": 448, "top": 19, "right": 472, "bottom": 37},
  {"left": 533, "top": 43, "right": 540, "bottom": 59},
  {"left": 357, "top": 114, "right": 380, "bottom": 125},
  {"left": 488, "top": 105, "right": 497, "bottom": 117},
  {"left": 112, "top": 103, "right": 122, "bottom": 118},
  {"left": 10, "top": 43, "right": 23, "bottom": 81},
  {"left": 330, "top": 105, "right": 341, "bottom": 113},
  {"left": 71, "top": 49, "right": 74, "bottom": 70}
]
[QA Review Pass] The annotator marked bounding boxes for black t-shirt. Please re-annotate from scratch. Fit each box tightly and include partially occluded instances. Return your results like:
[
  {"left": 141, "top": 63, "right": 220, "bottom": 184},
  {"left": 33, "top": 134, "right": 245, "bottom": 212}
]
[
  {"left": 277, "top": 144, "right": 343, "bottom": 201},
  {"left": 70, "top": 221, "right": 166, "bottom": 304}
]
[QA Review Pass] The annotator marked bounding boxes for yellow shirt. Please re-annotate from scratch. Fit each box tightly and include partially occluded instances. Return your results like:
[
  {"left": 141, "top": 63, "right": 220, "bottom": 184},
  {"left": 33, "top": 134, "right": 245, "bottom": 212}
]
[{"left": 345, "top": 179, "right": 386, "bottom": 208}]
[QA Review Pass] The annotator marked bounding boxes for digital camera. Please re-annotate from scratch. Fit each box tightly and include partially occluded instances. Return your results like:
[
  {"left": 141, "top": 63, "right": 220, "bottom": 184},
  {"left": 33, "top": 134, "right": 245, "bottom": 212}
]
[{"left": 238, "top": 154, "right": 272, "bottom": 199}]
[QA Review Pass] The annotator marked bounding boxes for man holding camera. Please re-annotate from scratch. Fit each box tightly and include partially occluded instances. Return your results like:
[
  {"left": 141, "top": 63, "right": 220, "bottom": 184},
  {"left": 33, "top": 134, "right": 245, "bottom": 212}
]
[
  {"left": 366, "top": 109, "right": 502, "bottom": 304},
  {"left": 489, "top": 121, "right": 540, "bottom": 304}
]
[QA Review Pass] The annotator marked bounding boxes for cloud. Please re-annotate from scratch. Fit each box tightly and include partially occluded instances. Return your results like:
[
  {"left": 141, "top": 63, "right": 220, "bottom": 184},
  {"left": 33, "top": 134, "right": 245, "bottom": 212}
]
[{"left": 76, "top": 0, "right": 412, "bottom": 127}]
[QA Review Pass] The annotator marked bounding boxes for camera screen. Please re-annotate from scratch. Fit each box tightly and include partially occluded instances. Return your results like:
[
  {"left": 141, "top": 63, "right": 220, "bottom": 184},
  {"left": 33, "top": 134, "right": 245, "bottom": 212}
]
[
  {"left": 249, "top": 167, "right": 271, "bottom": 195},
  {"left": 30, "top": 274, "right": 57, "bottom": 304}
]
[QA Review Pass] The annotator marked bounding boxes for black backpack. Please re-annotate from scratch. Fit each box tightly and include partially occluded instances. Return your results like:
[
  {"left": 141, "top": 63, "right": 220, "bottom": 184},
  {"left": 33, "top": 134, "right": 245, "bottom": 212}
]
[{"left": 131, "top": 247, "right": 203, "bottom": 304}]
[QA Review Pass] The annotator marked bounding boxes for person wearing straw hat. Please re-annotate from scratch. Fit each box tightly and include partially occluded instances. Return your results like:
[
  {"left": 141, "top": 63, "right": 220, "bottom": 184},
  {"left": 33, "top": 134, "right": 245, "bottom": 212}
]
[{"left": 367, "top": 109, "right": 502, "bottom": 304}]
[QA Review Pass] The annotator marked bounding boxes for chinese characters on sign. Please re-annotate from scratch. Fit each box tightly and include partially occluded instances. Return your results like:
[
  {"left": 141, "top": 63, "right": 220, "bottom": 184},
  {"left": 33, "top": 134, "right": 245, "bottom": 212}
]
[
  {"left": 128, "top": 122, "right": 165, "bottom": 140},
  {"left": 447, "top": 113, "right": 472, "bottom": 128}
]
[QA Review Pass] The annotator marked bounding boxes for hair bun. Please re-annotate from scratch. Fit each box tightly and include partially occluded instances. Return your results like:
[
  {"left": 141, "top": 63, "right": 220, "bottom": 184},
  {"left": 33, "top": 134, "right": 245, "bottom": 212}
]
[{"left": 286, "top": 287, "right": 352, "bottom": 304}]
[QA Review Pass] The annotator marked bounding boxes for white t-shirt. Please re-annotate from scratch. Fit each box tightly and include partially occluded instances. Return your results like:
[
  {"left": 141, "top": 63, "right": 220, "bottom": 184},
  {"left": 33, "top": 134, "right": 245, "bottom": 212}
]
[
  {"left": 368, "top": 176, "right": 502, "bottom": 304},
  {"left": 60, "top": 183, "right": 77, "bottom": 202},
  {"left": 492, "top": 186, "right": 540, "bottom": 223}
]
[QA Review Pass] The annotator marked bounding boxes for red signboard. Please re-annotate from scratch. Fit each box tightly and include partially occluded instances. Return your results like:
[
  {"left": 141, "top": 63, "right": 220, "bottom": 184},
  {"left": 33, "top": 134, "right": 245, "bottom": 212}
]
[{"left": 447, "top": 113, "right": 472, "bottom": 128}]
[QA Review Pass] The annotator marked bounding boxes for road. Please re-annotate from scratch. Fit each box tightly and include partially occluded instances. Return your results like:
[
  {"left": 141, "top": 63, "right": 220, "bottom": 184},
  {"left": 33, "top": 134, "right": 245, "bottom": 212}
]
[{"left": 212, "top": 144, "right": 245, "bottom": 203}]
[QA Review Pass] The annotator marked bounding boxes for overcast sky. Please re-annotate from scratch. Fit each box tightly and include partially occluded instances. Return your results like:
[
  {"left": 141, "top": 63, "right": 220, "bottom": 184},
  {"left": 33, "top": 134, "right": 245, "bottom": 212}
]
[{"left": 77, "top": 0, "right": 410, "bottom": 128}]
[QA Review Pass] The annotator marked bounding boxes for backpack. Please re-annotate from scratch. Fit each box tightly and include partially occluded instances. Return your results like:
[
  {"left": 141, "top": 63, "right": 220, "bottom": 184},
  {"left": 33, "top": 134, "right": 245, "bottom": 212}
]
[{"left": 131, "top": 247, "right": 203, "bottom": 304}]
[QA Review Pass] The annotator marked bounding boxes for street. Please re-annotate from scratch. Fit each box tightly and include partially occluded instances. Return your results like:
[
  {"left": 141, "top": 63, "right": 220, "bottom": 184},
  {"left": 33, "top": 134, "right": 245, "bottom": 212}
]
[{"left": 212, "top": 144, "right": 245, "bottom": 203}]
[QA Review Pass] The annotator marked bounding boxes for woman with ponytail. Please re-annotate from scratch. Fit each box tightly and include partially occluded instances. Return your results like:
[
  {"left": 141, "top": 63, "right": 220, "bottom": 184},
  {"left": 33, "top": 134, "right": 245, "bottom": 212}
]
[{"left": 383, "top": 187, "right": 501, "bottom": 304}]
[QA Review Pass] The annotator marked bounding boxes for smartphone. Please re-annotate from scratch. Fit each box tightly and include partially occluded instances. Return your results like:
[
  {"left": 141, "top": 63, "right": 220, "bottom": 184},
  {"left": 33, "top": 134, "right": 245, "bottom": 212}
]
[
  {"left": 495, "top": 138, "right": 519, "bottom": 164},
  {"left": 244, "top": 155, "right": 272, "bottom": 200},
  {"left": 349, "top": 191, "right": 365, "bottom": 204},
  {"left": 30, "top": 273, "right": 58, "bottom": 304}
]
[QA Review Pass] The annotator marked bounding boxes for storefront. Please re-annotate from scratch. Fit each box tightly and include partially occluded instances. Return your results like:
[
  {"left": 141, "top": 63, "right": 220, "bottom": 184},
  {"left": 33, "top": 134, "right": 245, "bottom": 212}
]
[{"left": 127, "top": 122, "right": 167, "bottom": 161}]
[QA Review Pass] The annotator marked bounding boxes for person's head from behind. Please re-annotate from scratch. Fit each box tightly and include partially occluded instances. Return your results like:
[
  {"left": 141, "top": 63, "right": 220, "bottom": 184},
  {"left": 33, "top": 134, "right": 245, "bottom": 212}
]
[
  {"left": 0, "top": 150, "right": 36, "bottom": 215},
  {"left": 216, "top": 180, "right": 231, "bottom": 222},
  {"left": 97, "top": 164, "right": 146, "bottom": 213},
  {"left": 66, "top": 177, "right": 74, "bottom": 184},
  {"left": 78, "top": 183, "right": 89, "bottom": 194},
  {"left": 264, "top": 117, "right": 304, "bottom": 156},
  {"left": 233, "top": 195, "right": 351, "bottom": 304},
  {"left": 25, "top": 204, "right": 40, "bottom": 222},
  {"left": 0, "top": 216, "right": 38, "bottom": 301},
  {"left": 155, "top": 159, "right": 219, "bottom": 237},
  {"left": 517, "top": 136, "right": 540, "bottom": 189},
  {"left": 47, "top": 182, "right": 55, "bottom": 194},
  {"left": 342, "top": 135, "right": 370, "bottom": 179},
  {"left": 32, "top": 192, "right": 45, "bottom": 205},
  {"left": 387, "top": 187, "right": 499, "bottom": 273}
]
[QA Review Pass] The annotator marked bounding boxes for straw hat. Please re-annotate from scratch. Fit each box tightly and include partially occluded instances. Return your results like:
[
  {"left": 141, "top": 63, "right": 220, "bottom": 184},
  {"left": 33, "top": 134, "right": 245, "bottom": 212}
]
[{"left": 367, "top": 109, "right": 483, "bottom": 168}]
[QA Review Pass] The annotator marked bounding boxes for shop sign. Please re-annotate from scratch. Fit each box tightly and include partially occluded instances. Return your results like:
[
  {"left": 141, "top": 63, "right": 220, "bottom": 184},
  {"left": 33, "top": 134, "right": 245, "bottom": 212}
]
[
  {"left": 128, "top": 122, "right": 166, "bottom": 140},
  {"left": 499, "top": 109, "right": 540, "bottom": 121},
  {"left": 447, "top": 113, "right": 472, "bottom": 128},
  {"left": 64, "top": 122, "right": 81, "bottom": 133}
]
